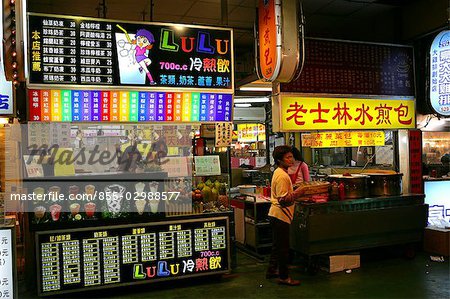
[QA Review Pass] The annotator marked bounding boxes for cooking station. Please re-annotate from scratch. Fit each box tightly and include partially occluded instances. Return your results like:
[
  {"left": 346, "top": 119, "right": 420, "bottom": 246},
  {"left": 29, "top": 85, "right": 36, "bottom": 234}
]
[
  {"left": 289, "top": 171, "right": 427, "bottom": 272},
  {"left": 290, "top": 194, "right": 427, "bottom": 272}
]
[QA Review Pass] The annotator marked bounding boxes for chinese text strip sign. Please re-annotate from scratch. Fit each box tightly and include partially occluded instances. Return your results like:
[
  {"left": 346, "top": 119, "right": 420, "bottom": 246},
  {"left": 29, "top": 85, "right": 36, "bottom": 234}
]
[
  {"left": 280, "top": 96, "right": 415, "bottom": 131},
  {"left": 0, "top": 229, "right": 14, "bottom": 299}
]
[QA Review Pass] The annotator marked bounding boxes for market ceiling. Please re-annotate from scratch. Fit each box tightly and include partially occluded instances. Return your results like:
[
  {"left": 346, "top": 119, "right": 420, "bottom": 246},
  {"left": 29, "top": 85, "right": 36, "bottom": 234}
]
[{"left": 27, "top": 0, "right": 447, "bottom": 80}]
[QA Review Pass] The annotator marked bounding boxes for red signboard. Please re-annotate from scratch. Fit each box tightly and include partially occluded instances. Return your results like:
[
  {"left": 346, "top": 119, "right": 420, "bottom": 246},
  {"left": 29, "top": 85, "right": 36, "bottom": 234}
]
[{"left": 409, "top": 130, "right": 423, "bottom": 194}]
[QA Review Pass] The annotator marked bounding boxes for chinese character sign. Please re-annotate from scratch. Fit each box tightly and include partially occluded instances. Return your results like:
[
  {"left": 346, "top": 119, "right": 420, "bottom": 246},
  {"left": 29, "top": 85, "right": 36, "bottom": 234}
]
[
  {"left": 28, "top": 14, "right": 233, "bottom": 90},
  {"left": 257, "top": 0, "right": 281, "bottom": 81},
  {"left": 0, "top": 229, "right": 14, "bottom": 299},
  {"left": 301, "top": 131, "right": 385, "bottom": 148},
  {"left": 280, "top": 96, "right": 415, "bottom": 131},
  {"left": 430, "top": 30, "right": 450, "bottom": 117},
  {"left": 0, "top": 60, "right": 13, "bottom": 116}
]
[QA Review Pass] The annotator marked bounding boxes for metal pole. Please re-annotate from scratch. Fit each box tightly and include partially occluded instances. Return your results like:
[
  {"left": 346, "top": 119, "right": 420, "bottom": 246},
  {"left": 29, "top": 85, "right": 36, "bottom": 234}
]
[
  {"left": 150, "top": 0, "right": 154, "bottom": 21},
  {"left": 221, "top": 0, "right": 228, "bottom": 25}
]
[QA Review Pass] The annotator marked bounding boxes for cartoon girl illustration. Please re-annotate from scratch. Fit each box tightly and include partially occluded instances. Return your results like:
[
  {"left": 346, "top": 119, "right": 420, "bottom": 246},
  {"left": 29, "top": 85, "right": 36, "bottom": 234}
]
[{"left": 117, "top": 25, "right": 156, "bottom": 85}]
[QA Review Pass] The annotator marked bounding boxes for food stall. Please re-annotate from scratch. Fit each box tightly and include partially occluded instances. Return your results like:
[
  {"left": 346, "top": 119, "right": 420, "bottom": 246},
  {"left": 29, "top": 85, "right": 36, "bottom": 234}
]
[
  {"left": 418, "top": 29, "right": 450, "bottom": 256},
  {"left": 14, "top": 13, "right": 235, "bottom": 296},
  {"left": 271, "top": 38, "right": 428, "bottom": 270}
]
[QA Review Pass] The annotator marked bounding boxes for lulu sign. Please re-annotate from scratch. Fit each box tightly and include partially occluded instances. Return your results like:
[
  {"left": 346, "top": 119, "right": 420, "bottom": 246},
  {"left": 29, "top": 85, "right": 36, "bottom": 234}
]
[
  {"left": 430, "top": 30, "right": 450, "bottom": 117},
  {"left": 302, "top": 131, "right": 385, "bottom": 148},
  {"left": 279, "top": 96, "right": 415, "bottom": 131},
  {"left": 28, "top": 89, "right": 232, "bottom": 122}
]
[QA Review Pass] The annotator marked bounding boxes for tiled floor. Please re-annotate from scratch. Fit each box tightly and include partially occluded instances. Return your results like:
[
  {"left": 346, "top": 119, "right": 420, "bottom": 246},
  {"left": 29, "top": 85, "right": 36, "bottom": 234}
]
[{"left": 19, "top": 248, "right": 449, "bottom": 299}]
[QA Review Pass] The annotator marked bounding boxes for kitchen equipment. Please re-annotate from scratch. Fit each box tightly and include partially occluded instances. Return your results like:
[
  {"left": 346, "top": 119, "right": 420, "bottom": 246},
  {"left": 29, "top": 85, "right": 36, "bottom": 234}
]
[
  {"left": 327, "top": 174, "right": 369, "bottom": 199},
  {"left": 238, "top": 185, "right": 257, "bottom": 195},
  {"left": 361, "top": 172, "right": 403, "bottom": 196}
]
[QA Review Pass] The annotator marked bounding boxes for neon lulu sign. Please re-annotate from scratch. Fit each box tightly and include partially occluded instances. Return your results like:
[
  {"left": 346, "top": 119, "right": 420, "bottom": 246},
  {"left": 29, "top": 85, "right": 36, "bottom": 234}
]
[
  {"left": 133, "top": 254, "right": 223, "bottom": 279},
  {"left": 430, "top": 30, "right": 450, "bottom": 117}
]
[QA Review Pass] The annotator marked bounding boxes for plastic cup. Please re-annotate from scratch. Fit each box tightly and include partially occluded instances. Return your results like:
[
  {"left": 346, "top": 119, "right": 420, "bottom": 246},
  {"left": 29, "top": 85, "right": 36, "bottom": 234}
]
[
  {"left": 135, "top": 199, "right": 146, "bottom": 215},
  {"left": 85, "top": 185, "right": 96, "bottom": 196},
  {"left": 69, "top": 185, "right": 80, "bottom": 196},
  {"left": 70, "top": 203, "right": 80, "bottom": 216},
  {"left": 50, "top": 204, "right": 62, "bottom": 221},
  {"left": 34, "top": 206, "right": 46, "bottom": 219},
  {"left": 84, "top": 202, "right": 96, "bottom": 218}
]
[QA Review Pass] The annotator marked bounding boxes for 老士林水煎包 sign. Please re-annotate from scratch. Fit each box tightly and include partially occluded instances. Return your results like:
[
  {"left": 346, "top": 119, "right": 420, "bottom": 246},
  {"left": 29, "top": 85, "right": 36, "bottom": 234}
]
[
  {"left": 430, "top": 30, "right": 450, "bottom": 117},
  {"left": 27, "top": 13, "right": 233, "bottom": 90},
  {"left": 279, "top": 96, "right": 415, "bottom": 131}
]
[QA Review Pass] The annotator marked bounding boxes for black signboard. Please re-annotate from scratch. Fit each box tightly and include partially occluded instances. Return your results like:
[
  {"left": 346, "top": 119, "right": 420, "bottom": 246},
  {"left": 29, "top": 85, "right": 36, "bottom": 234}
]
[
  {"left": 281, "top": 38, "right": 415, "bottom": 96},
  {"left": 28, "top": 14, "right": 233, "bottom": 90},
  {"left": 36, "top": 217, "right": 230, "bottom": 296}
]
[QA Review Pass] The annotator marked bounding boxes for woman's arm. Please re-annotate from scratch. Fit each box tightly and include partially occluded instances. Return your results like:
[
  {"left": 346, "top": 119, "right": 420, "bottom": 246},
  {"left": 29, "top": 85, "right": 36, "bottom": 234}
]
[{"left": 302, "top": 163, "right": 310, "bottom": 182}]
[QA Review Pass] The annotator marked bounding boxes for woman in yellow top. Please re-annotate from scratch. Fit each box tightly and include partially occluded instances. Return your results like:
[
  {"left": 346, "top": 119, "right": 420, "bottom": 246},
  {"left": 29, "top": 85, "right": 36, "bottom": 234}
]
[{"left": 266, "top": 145, "right": 306, "bottom": 286}]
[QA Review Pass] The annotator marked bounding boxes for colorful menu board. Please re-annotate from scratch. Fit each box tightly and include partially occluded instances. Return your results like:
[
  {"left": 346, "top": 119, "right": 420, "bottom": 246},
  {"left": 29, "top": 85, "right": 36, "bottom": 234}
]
[
  {"left": 36, "top": 217, "right": 229, "bottom": 296},
  {"left": 28, "top": 89, "right": 232, "bottom": 122},
  {"left": 281, "top": 39, "right": 414, "bottom": 96},
  {"left": 28, "top": 13, "right": 233, "bottom": 90}
]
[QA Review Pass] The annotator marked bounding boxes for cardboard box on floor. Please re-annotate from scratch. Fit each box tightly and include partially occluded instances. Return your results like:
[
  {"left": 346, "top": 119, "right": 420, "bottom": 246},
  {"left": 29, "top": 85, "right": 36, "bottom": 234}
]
[
  {"left": 321, "top": 254, "right": 360, "bottom": 273},
  {"left": 424, "top": 227, "right": 450, "bottom": 257}
]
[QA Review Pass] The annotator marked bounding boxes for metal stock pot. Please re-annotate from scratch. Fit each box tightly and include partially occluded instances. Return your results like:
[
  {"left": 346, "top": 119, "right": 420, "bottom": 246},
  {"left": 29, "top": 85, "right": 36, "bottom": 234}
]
[
  {"left": 361, "top": 173, "right": 403, "bottom": 196},
  {"left": 327, "top": 174, "right": 369, "bottom": 199}
]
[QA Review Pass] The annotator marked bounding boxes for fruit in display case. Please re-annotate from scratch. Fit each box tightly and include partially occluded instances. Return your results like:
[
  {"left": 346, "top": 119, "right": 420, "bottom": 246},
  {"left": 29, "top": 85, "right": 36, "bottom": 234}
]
[
  {"left": 192, "top": 189, "right": 203, "bottom": 202},
  {"left": 201, "top": 186, "right": 212, "bottom": 202},
  {"left": 218, "top": 195, "right": 228, "bottom": 207},
  {"left": 211, "top": 187, "right": 219, "bottom": 201}
]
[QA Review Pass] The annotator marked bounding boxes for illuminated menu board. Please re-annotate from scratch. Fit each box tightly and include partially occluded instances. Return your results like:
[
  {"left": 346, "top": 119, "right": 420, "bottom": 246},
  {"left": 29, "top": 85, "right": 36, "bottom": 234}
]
[
  {"left": 36, "top": 217, "right": 229, "bottom": 296},
  {"left": 28, "top": 89, "right": 232, "bottom": 122},
  {"left": 281, "top": 39, "right": 414, "bottom": 96},
  {"left": 28, "top": 13, "right": 233, "bottom": 90}
]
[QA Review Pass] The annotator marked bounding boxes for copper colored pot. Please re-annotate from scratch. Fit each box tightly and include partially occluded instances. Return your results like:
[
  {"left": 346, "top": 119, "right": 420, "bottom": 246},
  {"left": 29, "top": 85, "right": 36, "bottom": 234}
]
[
  {"left": 362, "top": 173, "right": 403, "bottom": 196},
  {"left": 327, "top": 174, "right": 369, "bottom": 199}
]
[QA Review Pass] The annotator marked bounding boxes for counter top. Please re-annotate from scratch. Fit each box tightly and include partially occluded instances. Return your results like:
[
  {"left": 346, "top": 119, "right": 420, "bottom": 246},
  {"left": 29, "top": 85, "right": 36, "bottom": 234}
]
[
  {"left": 296, "top": 193, "right": 425, "bottom": 207},
  {"left": 423, "top": 176, "right": 450, "bottom": 182}
]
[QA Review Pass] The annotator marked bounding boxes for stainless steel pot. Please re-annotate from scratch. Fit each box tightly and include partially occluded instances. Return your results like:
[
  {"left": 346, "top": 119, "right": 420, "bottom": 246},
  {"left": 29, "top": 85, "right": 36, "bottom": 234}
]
[
  {"left": 361, "top": 173, "right": 403, "bottom": 196},
  {"left": 327, "top": 174, "right": 369, "bottom": 199}
]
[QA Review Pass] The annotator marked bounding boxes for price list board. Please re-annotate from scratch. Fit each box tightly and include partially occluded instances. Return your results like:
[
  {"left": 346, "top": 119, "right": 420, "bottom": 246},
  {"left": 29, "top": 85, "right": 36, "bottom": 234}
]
[
  {"left": 281, "top": 39, "right": 415, "bottom": 96},
  {"left": 36, "top": 217, "right": 229, "bottom": 296},
  {"left": 28, "top": 13, "right": 233, "bottom": 90},
  {"left": 28, "top": 89, "right": 232, "bottom": 122}
]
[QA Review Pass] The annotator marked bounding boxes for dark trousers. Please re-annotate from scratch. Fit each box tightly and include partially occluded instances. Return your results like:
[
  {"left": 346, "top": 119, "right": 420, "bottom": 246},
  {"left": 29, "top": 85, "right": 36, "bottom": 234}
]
[{"left": 267, "top": 216, "right": 290, "bottom": 280}]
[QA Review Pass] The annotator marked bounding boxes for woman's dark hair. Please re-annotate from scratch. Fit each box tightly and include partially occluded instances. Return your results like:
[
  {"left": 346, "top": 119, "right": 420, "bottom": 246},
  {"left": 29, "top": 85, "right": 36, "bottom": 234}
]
[
  {"left": 273, "top": 145, "right": 293, "bottom": 166},
  {"left": 291, "top": 146, "right": 304, "bottom": 162}
]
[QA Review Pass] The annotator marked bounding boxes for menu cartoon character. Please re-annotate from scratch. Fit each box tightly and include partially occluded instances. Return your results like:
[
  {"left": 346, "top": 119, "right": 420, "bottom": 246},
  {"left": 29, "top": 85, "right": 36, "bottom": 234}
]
[{"left": 117, "top": 25, "right": 156, "bottom": 85}]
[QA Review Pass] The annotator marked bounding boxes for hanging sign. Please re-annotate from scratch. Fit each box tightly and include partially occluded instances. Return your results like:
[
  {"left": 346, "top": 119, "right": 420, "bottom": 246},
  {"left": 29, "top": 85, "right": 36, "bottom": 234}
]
[
  {"left": 27, "top": 13, "right": 233, "bottom": 91},
  {"left": 279, "top": 96, "right": 416, "bottom": 131},
  {"left": 257, "top": 0, "right": 281, "bottom": 81},
  {"left": 215, "top": 123, "right": 232, "bottom": 147},
  {"left": 256, "top": 0, "right": 299, "bottom": 82},
  {"left": 301, "top": 131, "right": 385, "bottom": 148},
  {"left": 28, "top": 89, "right": 232, "bottom": 122},
  {"left": 430, "top": 30, "right": 450, "bottom": 117}
]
